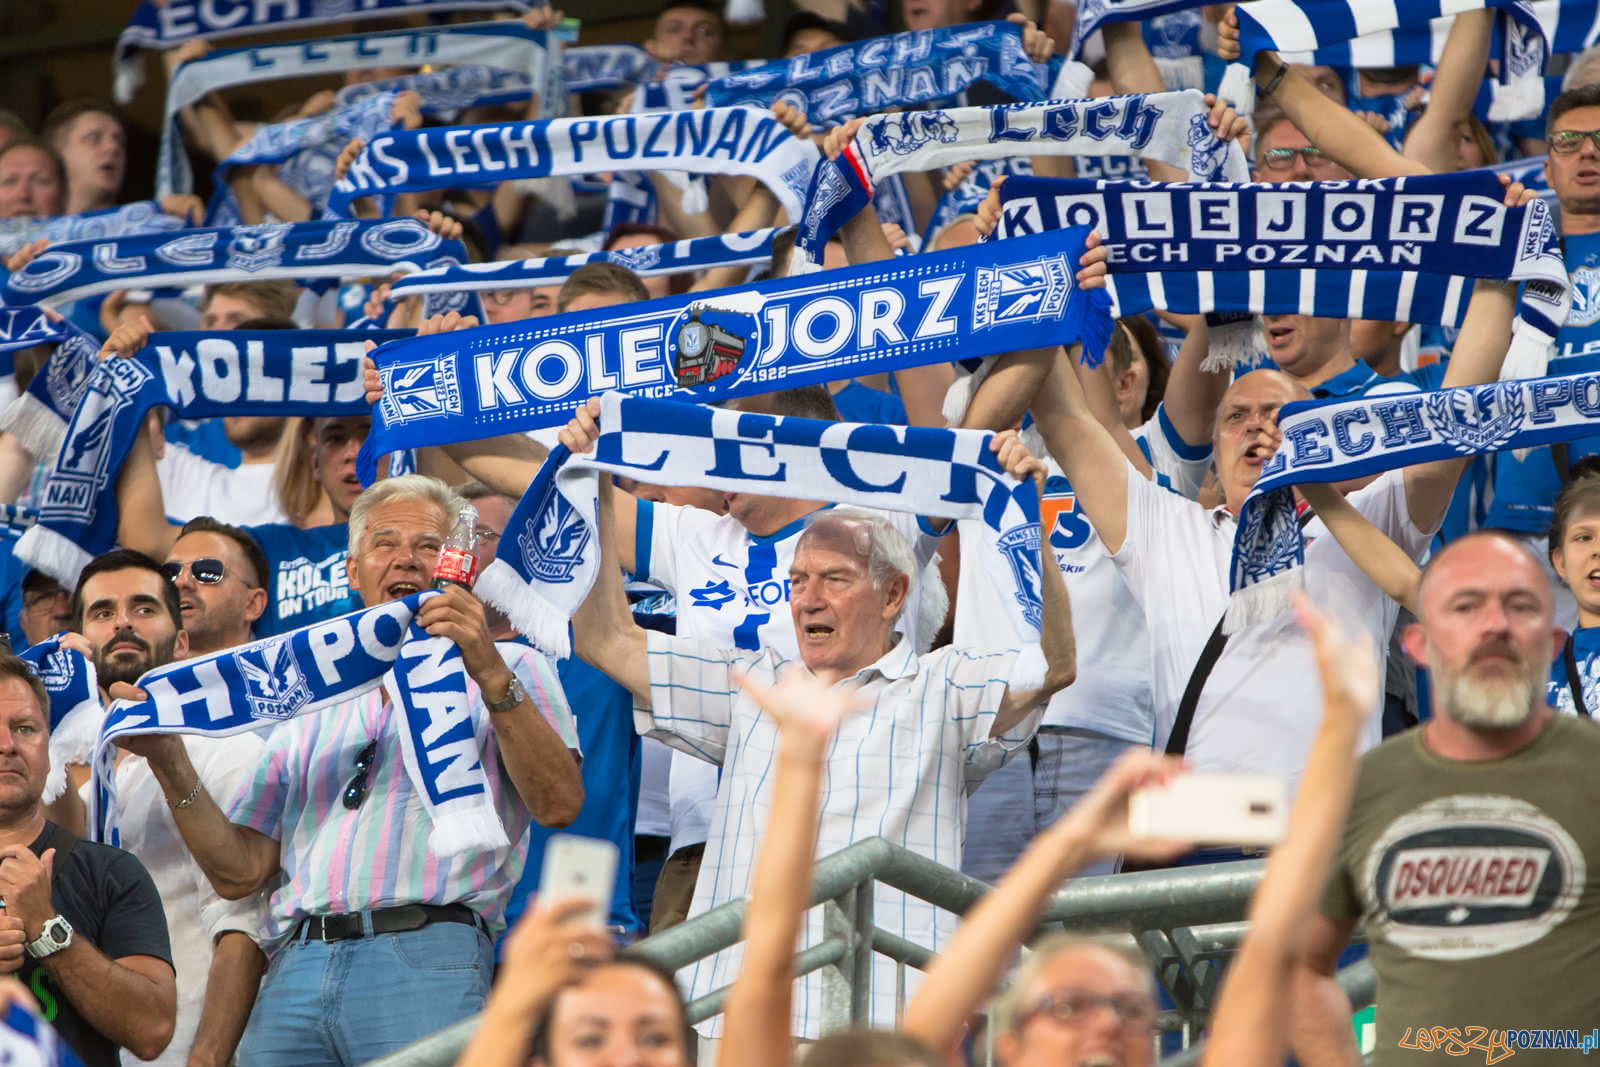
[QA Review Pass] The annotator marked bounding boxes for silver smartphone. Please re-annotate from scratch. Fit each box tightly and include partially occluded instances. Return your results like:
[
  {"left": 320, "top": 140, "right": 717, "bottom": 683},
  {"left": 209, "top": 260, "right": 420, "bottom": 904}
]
[
  {"left": 1129, "top": 772, "right": 1289, "bottom": 848},
  {"left": 539, "top": 835, "right": 619, "bottom": 930}
]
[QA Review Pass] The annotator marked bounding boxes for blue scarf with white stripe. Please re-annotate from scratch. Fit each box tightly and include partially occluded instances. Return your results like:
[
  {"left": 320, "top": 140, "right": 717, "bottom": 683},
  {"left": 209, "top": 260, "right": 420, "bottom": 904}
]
[
  {"left": 388, "top": 228, "right": 781, "bottom": 301},
  {"left": 93, "top": 591, "right": 507, "bottom": 856},
  {"left": 115, "top": 0, "right": 534, "bottom": 102},
  {"left": 475, "top": 392, "right": 1044, "bottom": 658},
  {"left": 358, "top": 226, "right": 1112, "bottom": 483},
  {"left": 338, "top": 67, "right": 534, "bottom": 122},
  {"left": 1235, "top": 0, "right": 1548, "bottom": 120},
  {"left": 326, "top": 108, "right": 821, "bottom": 224},
  {"left": 19, "top": 635, "right": 101, "bottom": 805},
  {"left": 1232, "top": 366, "right": 1600, "bottom": 630},
  {"left": 18, "top": 330, "right": 407, "bottom": 587},
  {"left": 704, "top": 22, "right": 1047, "bottom": 126},
  {"left": 791, "top": 92, "right": 1250, "bottom": 273},
  {"left": 993, "top": 173, "right": 1568, "bottom": 378},
  {"left": 0, "top": 309, "right": 100, "bottom": 459},
  {"left": 0, "top": 202, "right": 186, "bottom": 258},
  {"left": 0, "top": 217, "right": 470, "bottom": 311},
  {"left": 0, "top": 1000, "right": 84, "bottom": 1067}
]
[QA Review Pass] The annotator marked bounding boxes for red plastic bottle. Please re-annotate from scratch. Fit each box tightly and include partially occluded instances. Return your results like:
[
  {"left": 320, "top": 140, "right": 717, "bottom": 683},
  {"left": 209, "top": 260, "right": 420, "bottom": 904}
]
[{"left": 432, "top": 503, "right": 480, "bottom": 590}]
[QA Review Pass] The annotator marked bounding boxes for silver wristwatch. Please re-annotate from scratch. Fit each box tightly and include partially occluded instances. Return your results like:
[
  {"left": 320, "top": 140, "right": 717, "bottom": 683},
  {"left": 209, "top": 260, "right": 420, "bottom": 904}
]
[
  {"left": 27, "top": 915, "right": 72, "bottom": 959},
  {"left": 485, "top": 675, "right": 527, "bottom": 714}
]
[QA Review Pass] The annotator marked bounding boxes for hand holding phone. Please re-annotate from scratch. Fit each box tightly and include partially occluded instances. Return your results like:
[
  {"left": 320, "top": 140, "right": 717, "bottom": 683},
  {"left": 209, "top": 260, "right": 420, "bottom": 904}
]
[
  {"left": 539, "top": 835, "right": 619, "bottom": 931},
  {"left": 1129, "top": 773, "right": 1288, "bottom": 849}
]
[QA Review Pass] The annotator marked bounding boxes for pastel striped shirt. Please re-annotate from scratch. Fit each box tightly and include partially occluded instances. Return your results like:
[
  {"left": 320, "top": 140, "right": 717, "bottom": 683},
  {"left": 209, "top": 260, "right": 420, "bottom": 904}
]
[
  {"left": 226, "top": 643, "right": 577, "bottom": 952},
  {"left": 639, "top": 632, "right": 1046, "bottom": 1039}
]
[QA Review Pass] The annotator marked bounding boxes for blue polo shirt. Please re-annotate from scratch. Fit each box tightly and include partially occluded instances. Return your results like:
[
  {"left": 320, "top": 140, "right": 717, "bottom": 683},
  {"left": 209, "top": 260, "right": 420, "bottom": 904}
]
[{"left": 502, "top": 653, "right": 642, "bottom": 944}]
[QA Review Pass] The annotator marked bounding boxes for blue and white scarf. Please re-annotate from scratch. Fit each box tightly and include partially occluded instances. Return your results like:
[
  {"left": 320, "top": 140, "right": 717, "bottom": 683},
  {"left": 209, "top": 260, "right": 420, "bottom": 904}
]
[
  {"left": 631, "top": 61, "right": 780, "bottom": 114},
  {"left": 0, "top": 310, "right": 100, "bottom": 459},
  {"left": 159, "top": 21, "right": 553, "bottom": 197},
  {"left": 327, "top": 107, "right": 821, "bottom": 223},
  {"left": 477, "top": 392, "right": 1044, "bottom": 658},
  {"left": 358, "top": 225, "right": 1111, "bottom": 481},
  {"left": 0, "top": 217, "right": 469, "bottom": 310},
  {"left": 993, "top": 173, "right": 1569, "bottom": 379},
  {"left": 704, "top": 22, "right": 1046, "bottom": 126},
  {"left": 19, "top": 635, "right": 101, "bottom": 804},
  {"left": 791, "top": 91, "right": 1250, "bottom": 273},
  {"left": 1232, "top": 365, "right": 1600, "bottom": 629},
  {"left": 0, "top": 202, "right": 187, "bottom": 258},
  {"left": 388, "top": 228, "right": 781, "bottom": 299},
  {"left": 93, "top": 592, "right": 507, "bottom": 855},
  {"left": 18, "top": 329, "right": 407, "bottom": 586},
  {"left": 563, "top": 46, "right": 761, "bottom": 94},
  {"left": 115, "top": 0, "right": 534, "bottom": 102},
  {"left": 211, "top": 92, "right": 403, "bottom": 225},
  {"left": 0, "top": 998, "right": 85, "bottom": 1067},
  {"left": 338, "top": 67, "right": 533, "bottom": 122},
  {"left": 1235, "top": 0, "right": 1548, "bottom": 122}
]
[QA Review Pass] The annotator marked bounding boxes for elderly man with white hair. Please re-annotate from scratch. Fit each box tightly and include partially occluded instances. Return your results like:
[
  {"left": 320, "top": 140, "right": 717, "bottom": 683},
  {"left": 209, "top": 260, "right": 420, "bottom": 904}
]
[{"left": 572, "top": 430, "right": 1077, "bottom": 1043}]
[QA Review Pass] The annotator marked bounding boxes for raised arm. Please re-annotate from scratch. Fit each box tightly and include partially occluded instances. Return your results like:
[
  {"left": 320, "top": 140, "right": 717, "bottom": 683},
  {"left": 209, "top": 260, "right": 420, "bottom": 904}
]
[
  {"left": 990, "top": 431, "right": 1076, "bottom": 735},
  {"left": 720, "top": 669, "right": 864, "bottom": 1067},
  {"left": 1299, "top": 482, "right": 1421, "bottom": 614},
  {"left": 901, "top": 751, "right": 1191, "bottom": 1058},
  {"left": 1401, "top": 11, "right": 1493, "bottom": 173},
  {"left": 1028, "top": 340, "right": 1137, "bottom": 553},
  {"left": 1201, "top": 595, "right": 1375, "bottom": 1067},
  {"left": 570, "top": 473, "right": 652, "bottom": 703},
  {"left": 1404, "top": 277, "right": 1515, "bottom": 531},
  {"left": 1158, "top": 313, "right": 1229, "bottom": 450}
]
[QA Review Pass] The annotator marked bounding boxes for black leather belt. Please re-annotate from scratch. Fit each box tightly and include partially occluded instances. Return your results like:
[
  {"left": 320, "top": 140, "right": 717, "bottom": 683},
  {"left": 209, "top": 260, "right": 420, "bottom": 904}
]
[{"left": 296, "top": 903, "right": 481, "bottom": 942}]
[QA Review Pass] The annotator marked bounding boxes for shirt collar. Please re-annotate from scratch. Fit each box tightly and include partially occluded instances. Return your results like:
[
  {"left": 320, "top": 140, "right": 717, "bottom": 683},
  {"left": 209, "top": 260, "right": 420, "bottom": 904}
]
[
  {"left": 849, "top": 637, "right": 917, "bottom": 683},
  {"left": 1310, "top": 360, "right": 1377, "bottom": 399}
]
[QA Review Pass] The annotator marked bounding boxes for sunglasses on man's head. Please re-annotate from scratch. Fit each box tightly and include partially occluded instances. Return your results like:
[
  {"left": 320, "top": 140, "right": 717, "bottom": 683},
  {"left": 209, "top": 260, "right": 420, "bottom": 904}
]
[{"left": 161, "top": 558, "right": 227, "bottom": 585}]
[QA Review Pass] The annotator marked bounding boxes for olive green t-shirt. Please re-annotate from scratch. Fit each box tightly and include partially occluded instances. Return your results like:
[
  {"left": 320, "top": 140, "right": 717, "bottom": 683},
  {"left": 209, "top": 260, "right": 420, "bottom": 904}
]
[{"left": 1325, "top": 714, "right": 1600, "bottom": 1064}]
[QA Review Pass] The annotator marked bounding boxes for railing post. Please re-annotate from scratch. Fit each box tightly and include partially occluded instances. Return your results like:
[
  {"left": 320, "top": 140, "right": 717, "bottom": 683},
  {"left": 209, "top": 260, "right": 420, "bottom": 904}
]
[{"left": 850, "top": 876, "right": 874, "bottom": 1024}]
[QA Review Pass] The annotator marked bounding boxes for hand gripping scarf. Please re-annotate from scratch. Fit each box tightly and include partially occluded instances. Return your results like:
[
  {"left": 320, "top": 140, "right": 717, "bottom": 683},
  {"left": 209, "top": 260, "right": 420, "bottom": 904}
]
[
  {"left": 325, "top": 107, "right": 822, "bottom": 224},
  {"left": 18, "top": 329, "right": 410, "bottom": 586},
  {"left": 357, "top": 225, "right": 1112, "bottom": 482},
  {"left": 93, "top": 592, "right": 509, "bottom": 856},
  {"left": 789, "top": 91, "right": 1251, "bottom": 273},
  {"left": 993, "top": 172, "right": 1569, "bottom": 379},
  {"left": 476, "top": 392, "right": 1045, "bottom": 658}
]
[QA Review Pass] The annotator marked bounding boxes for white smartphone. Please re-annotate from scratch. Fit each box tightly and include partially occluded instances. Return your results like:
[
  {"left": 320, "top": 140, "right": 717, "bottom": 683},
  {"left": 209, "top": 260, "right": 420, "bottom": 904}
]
[
  {"left": 1129, "top": 773, "right": 1288, "bottom": 848},
  {"left": 539, "top": 835, "right": 619, "bottom": 930}
]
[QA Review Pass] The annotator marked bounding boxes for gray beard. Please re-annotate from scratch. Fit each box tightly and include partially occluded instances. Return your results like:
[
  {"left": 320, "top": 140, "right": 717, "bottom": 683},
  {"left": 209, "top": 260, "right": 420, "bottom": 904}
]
[{"left": 1430, "top": 654, "right": 1541, "bottom": 730}]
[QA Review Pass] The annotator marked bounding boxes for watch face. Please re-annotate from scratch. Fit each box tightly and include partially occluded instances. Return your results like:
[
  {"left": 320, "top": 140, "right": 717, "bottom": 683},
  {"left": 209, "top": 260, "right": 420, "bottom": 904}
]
[{"left": 678, "top": 321, "right": 709, "bottom": 358}]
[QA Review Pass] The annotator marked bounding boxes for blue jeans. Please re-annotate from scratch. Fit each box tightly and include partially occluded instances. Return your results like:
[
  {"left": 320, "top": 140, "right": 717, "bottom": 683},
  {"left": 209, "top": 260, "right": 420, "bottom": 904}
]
[{"left": 237, "top": 921, "right": 493, "bottom": 1067}]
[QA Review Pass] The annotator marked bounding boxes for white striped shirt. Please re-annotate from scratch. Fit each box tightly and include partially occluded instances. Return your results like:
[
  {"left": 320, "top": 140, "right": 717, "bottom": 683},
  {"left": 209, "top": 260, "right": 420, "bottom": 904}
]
[{"left": 638, "top": 632, "right": 1047, "bottom": 1038}]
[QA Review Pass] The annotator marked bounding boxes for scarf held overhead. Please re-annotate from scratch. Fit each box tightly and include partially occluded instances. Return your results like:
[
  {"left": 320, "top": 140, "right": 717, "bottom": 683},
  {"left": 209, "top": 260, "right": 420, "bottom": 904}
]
[
  {"left": 704, "top": 22, "right": 1047, "bottom": 126},
  {"left": 326, "top": 107, "right": 822, "bottom": 223},
  {"left": 790, "top": 91, "right": 1251, "bottom": 273},
  {"left": 1231, "top": 364, "right": 1600, "bottom": 630},
  {"left": 18, "top": 329, "right": 409, "bottom": 587},
  {"left": 92, "top": 591, "right": 506, "bottom": 856},
  {"left": 114, "top": 0, "right": 535, "bottom": 102},
  {"left": 0, "top": 216, "right": 469, "bottom": 310},
  {"left": 387, "top": 228, "right": 781, "bottom": 299},
  {"left": 0, "top": 202, "right": 186, "bottom": 258},
  {"left": 993, "top": 172, "right": 1568, "bottom": 378},
  {"left": 0, "top": 310, "right": 101, "bottom": 459},
  {"left": 475, "top": 392, "right": 1045, "bottom": 658},
  {"left": 158, "top": 21, "right": 554, "bottom": 197},
  {"left": 357, "top": 225, "right": 1111, "bottom": 482}
]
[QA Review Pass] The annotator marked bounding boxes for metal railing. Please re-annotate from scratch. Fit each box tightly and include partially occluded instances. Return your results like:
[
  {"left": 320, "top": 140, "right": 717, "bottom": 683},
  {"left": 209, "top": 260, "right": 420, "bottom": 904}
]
[{"left": 367, "top": 837, "right": 1374, "bottom": 1066}]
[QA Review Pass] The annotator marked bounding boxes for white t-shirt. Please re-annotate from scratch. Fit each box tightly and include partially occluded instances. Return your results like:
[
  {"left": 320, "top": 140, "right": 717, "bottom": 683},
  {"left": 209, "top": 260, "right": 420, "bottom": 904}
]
[
  {"left": 94, "top": 735, "right": 268, "bottom": 1067},
  {"left": 636, "top": 500, "right": 945, "bottom": 851},
  {"left": 157, "top": 444, "right": 288, "bottom": 526},
  {"left": 954, "top": 405, "right": 1212, "bottom": 742},
  {"left": 1112, "top": 465, "right": 1432, "bottom": 789}
]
